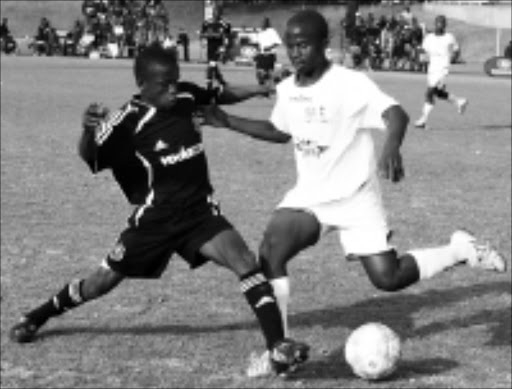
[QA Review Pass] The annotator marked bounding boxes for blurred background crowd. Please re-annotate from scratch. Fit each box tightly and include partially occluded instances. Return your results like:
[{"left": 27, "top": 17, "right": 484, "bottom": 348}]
[{"left": 0, "top": 0, "right": 188, "bottom": 59}]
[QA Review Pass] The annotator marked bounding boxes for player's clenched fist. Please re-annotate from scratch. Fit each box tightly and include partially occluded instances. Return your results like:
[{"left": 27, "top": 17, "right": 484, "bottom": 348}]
[{"left": 82, "top": 103, "right": 109, "bottom": 130}]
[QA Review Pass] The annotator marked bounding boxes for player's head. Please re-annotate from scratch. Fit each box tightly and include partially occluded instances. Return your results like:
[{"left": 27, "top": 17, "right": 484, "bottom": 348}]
[
  {"left": 284, "top": 10, "right": 329, "bottom": 76},
  {"left": 212, "top": 5, "right": 222, "bottom": 21},
  {"left": 134, "top": 42, "right": 180, "bottom": 109},
  {"left": 434, "top": 15, "right": 447, "bottom": 34}
]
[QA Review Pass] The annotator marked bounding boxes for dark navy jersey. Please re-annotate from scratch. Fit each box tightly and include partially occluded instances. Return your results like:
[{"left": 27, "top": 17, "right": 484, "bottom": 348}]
[
  {"left": 82, "top": 82, "right": 219, "bottom": 212},
  {"left": 200, "top": 19, "right": 231, "bottom": 48}
]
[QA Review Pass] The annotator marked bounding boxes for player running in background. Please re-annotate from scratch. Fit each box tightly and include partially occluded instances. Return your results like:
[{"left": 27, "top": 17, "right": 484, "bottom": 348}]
[
  {"left": 204, "top": 9, "right": 506, "bottom": 377},
  {"left": 414, "top": 15, "right": 468, "bottom": 129},
  {"left": 9, "top": 43, "right": 309, "bottom": 377},
  {"left": 254, "top": 16, "right": 283, "bottom": 87},
  {"left": 200, "top": 5, "right": 231, "bottom": 90}
]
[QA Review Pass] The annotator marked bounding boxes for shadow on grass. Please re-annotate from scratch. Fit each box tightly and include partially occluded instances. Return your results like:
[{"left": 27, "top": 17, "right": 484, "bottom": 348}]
[
  {"left": 292, "top": 345, "right": 459, "bottom": 381},
  {"left": 37, "top": 280, "right": 510, "bottom": 349},
  {"left": 481, "top": 124, "right": 512, "bottom": 131}
]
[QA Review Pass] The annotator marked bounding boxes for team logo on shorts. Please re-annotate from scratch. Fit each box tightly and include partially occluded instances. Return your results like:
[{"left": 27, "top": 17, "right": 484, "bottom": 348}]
[{"left": 108, "top": 242, "right": 125, "bottom": 261}]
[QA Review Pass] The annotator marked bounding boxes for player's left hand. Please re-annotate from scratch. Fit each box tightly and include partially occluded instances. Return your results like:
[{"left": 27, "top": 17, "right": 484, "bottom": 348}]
[{"left": 378, "top": 149, "right": 404, "bottom": 183}]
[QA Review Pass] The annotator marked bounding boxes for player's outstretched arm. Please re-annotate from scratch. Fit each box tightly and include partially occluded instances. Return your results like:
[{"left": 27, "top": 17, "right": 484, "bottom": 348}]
[
  {"left": 203, "top": 105, "right": 290, "bottom": 143},
  {"left": 378, "top": 104, "right": 409, "bottom": 183},
  {"left": 217, "top": 84, "right": 273, "bottom": 105}
]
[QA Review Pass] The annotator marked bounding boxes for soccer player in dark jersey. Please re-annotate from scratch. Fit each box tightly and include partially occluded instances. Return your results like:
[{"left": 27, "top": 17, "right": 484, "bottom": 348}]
[
  {"left": 9, "top": 43, "right": 308, "bottom": 377},
  {"left": 200, "top": 6, "right": 231, "bottom": 90}
]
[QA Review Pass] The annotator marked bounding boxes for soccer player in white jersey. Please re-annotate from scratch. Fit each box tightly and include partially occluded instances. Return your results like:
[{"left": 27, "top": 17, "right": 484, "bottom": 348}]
[
  {"left": 415, "top": 15, "right": 468, "bottom": 129},
  {"left": 204, "top": 10, "right": 506, "bottom": 377},
  {"left": 254, "top": 17, "right": 282, "bottom": 87}
]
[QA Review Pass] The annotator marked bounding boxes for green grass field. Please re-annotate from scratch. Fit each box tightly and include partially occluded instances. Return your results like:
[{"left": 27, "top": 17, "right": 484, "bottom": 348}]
[{"left": 1, "top": 55, "right": 511, "bottom": 388}]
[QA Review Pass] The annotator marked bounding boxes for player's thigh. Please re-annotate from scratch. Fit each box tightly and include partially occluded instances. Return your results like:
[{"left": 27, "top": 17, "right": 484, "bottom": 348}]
[
  {"left": 260, "top": 208, "right": 321, "bottom": 262},
  {"left": 104, "top": 224, "right": 176, "bottom": 279},
  {"left": 199, "top": 228, "right": 257, "bottom": 276}
]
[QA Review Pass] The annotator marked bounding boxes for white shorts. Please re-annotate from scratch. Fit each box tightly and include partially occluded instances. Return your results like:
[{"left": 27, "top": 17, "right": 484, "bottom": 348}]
[
  {"left": 278, "top": 177, "right": 392, "bottom": 256},
  {"left": 427, "top": 68, "right": 449, "bottom": 88}
]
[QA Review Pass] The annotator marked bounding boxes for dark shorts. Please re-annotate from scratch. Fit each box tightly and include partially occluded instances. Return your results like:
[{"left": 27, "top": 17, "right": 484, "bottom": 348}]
[
  {"left": 254, "top": 53, "right": 277, "bottom": 71},
  {"left": 206, "top": 43, "right": 223, "bottom": 62},
  {"left": 105, "top": 198, "right": 233, "bottom": 279}
]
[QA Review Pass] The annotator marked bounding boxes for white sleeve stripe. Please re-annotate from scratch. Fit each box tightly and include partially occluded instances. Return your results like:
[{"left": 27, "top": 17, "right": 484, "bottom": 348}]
[
  {"left": 133, "top": 152, "right": 155, "bottom": 226},
  {"left": 96, "top": 104, "right": 134, "bottom": 145},
  {"left": 177, "top": 92, "right": 194, "bottom": 100},
  {"left": 135, "top": 107, "right": 156, "bottom": 133}
]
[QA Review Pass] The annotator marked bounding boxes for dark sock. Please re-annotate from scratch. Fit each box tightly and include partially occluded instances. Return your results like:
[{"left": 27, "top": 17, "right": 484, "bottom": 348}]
[
  {"left": 25, "top": 279, "right": 85, "bottom": 326},
  {"left": 240, "top": 270, "right": 284, "bottom": 350}
]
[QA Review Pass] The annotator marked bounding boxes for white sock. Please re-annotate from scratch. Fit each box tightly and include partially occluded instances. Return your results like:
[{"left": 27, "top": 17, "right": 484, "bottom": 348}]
[
  {"left": 408, "top": 241, "right": 463, "bottom": 280},
  {"left": 447, "top": 93, "right": 459, "bottom": 105},
  {"left": 421, "top": 102, "right": 434, "bottom": 121},
  {"left": 270, "top": 277, "right": 290, "bottom": 337}
]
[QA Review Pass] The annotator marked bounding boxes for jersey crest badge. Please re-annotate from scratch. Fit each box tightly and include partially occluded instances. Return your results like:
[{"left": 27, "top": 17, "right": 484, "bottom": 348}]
[
  {"left": 154, "top": 139, "right": 169, "bottom": 151},
  {"left": 108, "top": 242, "right": 125, "bottom": 262}
]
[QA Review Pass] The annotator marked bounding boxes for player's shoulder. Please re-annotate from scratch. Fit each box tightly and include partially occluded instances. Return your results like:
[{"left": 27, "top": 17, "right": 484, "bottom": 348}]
[
  {"left": 328, "top": 64, "right": 371, "bottom": 84},
  {"left": 445, "top": 31, "right": 457, "bottom": 40}
]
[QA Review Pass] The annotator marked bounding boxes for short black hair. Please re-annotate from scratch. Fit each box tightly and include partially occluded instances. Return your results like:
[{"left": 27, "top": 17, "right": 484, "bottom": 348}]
[
  {"left": 133, "top": 42, "right": 178, "bottom": 85},
  {"left": 287, "top": 9, "right": 329, "bottom": 41}
]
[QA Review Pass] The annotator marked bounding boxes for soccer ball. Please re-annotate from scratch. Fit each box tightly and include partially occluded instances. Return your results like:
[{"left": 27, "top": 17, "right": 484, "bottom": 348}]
[{"left": 344, "top": 322, "right": 401, "bottom": 381}]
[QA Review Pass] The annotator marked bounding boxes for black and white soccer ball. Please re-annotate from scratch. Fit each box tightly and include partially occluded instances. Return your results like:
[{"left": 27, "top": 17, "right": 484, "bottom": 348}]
[{"left": 344, "top": 322, "right": 401, "bottom": 381}]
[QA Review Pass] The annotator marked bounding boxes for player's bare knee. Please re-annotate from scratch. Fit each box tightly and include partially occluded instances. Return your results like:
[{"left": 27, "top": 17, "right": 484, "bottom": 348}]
[
  {"left": 367, "top": 273, "right": 404, "bottom": 292},
  {"left": 233, "top": 249, "right": 259, "bottom": 276},
  {"left": 258, "top": 236, "right": 288, "bottom": 277},
  {"left": 426, "top": 88, "right": 435, "bottom": 103},
  {"left": 357, "top": 252, "right": 405, "bottom": 292}
]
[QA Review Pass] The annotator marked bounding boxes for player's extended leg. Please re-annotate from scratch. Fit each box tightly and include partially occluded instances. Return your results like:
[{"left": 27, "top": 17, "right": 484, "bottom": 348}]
[
  {"left": 433, "top": 85, "right": 468, "bottom": 114},
  {"left": 354, "top": 230, "right": 506, "bottom": 292},
  {"left": 243, "top": 209, "right": 320, "bottom": 377},
  {"left": 10, "top": 266, "right": 124, "bottom": 343},
  {"left": 199, "top": 228, "right": 310, "bottom": 377}
]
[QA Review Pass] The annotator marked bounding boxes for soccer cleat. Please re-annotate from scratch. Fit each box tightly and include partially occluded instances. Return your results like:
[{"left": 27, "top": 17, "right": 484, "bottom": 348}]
[
  {"left": 271, "top": 338, "right": 310, "bottom": 376},
  {"left": 246, "top": 339, "right": 310, "bottom": 378},
  {"left": 451, "top": 230, "right": 506, "bottom": 272},
  {"left": 414, "top": 118, "right": 428, "bottom": 129},
  {"left": 246, "top": 350, "right": 273, "bottom": 378},
  {"left": 456, "top": 98, "right": 468, "bottom": 114},
  {"left": 9, "top": 316, "right": 42, "bottom": 343}
]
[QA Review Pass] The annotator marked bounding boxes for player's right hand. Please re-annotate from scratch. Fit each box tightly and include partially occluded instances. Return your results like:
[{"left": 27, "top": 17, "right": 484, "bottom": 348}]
[{"left": 82, "top": 103, "right": 109, "bottom": 130}]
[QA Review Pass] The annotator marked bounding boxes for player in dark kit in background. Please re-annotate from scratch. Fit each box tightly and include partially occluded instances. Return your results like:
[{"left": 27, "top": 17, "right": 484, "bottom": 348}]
[
  {"left": 9, "top": 43, "right": 309, "bottom": 377},
  {"left": 200, "top": 6, "right": 231, "bottom": 90}
]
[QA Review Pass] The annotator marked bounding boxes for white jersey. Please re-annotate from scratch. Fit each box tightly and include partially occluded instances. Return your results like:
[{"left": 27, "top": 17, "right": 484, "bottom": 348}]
[
  {"left": 270, "top": 64, "right": 397, "bottom": 207},
  {"left": 257, "top": 27, "right": 282, "bottom": 54},
  {"left": 422, "top": 32, "right": 458, "bottom": 75}
]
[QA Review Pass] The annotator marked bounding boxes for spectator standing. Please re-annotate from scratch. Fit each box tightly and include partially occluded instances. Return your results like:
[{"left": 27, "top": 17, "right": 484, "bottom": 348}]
[
  {"left": 0, "top": 17, "right": 17, "bottom": 55},
  {"left": 505, "top": 40, "right": 512, "bottom": 59},
  {"left": 33, "top": 17, "right": 55, "bottom": 55},
  {"left": 0, "top": 17, "right": 10, "bottom": 40},
  {"left": 177, "top": 27, "right": 190, "bottom": 62},
  {"left": 400, "top": 6, "right": 414, "bottom": 26}
]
